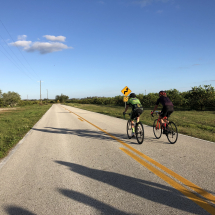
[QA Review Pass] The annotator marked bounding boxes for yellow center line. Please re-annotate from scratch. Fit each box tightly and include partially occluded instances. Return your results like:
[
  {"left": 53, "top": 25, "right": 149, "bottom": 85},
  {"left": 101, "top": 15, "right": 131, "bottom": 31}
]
[
  {"left": 61, "top": 105, "right": 215, "bottom": 213},
  {"left": 120, "top": 147, "right": 215, "bottom": 215}
]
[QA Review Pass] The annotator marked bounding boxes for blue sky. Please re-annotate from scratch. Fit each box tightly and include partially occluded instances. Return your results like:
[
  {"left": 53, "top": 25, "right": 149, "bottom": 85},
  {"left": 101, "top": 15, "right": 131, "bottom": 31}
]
[{"left": 0, "top": 0, "right": 215, "bottom": 99}]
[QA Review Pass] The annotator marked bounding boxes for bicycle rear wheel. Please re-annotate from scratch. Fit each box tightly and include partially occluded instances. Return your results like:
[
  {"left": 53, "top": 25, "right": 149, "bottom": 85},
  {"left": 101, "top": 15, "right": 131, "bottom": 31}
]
[
  {"left": 127, "top": 120, "right": 133, "bottom": 139},
  {"left": 135, "top": 122, "right": 144, "bottom": 144},
  {"left": 167, "top": 121, "right": 178, "bottom": 144},
  {"left": 153, "top": 119, "right": 162, "bottom": 139}
]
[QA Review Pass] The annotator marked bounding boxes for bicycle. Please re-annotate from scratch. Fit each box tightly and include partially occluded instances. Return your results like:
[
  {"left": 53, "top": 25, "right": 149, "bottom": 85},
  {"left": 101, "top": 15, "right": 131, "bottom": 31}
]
[
  {"left": 123, "top": 113, "right": 144, "bottom": 144},
  {"left": 151, "top": 111, "right": 178, "bottom": 144}
]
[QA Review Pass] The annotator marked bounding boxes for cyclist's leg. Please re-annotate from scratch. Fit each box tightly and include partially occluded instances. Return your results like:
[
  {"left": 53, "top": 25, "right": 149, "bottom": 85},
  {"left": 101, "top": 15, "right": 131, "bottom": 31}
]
[
  {"left": 166, "top": 106, "right": 174, "bottom": 125},
  {"left": 162, "top": 106, "right": 173, "bottom": 133},
  {"left": 160, "top": 107, "right": 168, "bottom": 132},
  {"left": 159, "top": 116, "right": 166, "bottom": 129},
  {"left": 130, "top": 111, "right": 135, "bottom": 134},
  {"left": 159, "top": 109, "right": 166, "bottom": 127},
  {"left": 163, "top": 116, "right": 168, "bottom": 124},
  {"left": 159, "top": 115, "right": 164, "bottom": 123},
  {"left": 136, "top": 109, "right": 143, "bottom": 123},
  {"left": 131, "top": 121, "right": 134, "bottom": 129}
]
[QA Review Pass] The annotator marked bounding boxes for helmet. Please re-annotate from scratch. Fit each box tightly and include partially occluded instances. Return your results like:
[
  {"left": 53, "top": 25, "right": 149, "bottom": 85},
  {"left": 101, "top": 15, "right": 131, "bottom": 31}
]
[
  {"left": 159, "top": 91, "right": 166, "bottom": 96},
  {"left": 129, "top": 93, "right": 136, "bottom": 98}
]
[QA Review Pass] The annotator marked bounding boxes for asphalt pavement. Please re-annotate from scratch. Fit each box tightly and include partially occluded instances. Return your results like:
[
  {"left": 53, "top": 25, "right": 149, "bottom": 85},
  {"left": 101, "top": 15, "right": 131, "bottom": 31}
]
[{"left": 0, "top": 104, "right": 214, "bottom": 215}]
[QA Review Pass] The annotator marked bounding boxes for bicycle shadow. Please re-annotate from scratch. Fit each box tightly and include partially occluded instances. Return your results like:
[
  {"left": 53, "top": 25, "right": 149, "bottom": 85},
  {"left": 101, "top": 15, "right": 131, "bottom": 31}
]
[
  {"left": 55, "top": 161, "right": 209, "bottom": 215},
  {"left": 32, "top": 127, "right": 140, "bottom": 145},
  {"left": 32, "top": 126, "right": 171, "bottom": 145}
]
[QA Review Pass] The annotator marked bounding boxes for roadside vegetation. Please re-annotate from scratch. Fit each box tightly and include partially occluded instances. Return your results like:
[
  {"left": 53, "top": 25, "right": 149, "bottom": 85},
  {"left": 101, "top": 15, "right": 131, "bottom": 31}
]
[
  {"left": 67, "top": 85, "right": 215, "bottom": 111},
  {"left": 0, "top": 104, "right": 52, "bottom": 159},
  {"left": 66, "top": 103, "right": 215, "bottom": 143}
]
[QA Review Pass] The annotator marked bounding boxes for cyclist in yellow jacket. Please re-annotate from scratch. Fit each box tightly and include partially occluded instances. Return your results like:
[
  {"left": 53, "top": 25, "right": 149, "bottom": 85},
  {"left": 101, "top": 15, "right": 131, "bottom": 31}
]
[{"left": 123, "top": 93, "right": 143, "bottom": 136}]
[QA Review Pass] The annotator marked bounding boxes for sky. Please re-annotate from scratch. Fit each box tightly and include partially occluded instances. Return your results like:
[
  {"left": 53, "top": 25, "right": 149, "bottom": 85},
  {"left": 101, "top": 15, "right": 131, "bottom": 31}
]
[{"left": 0, "top": 0, "right": 215, "bottom": 99}]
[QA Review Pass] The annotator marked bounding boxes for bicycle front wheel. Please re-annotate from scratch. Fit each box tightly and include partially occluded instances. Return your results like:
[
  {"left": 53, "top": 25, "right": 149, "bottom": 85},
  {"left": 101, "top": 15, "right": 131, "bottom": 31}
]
[
  {"left": 167, "top": 121, "right": 178, "bottom": 144},
  {"left": 153, "top": 119, "right": 162, "bottom": 139},
  {"left": 127, "top": 120, "right": 133, "bottom": 139},
  {"left": 135, "top": 122, "right": 144, "bottom": 144}
]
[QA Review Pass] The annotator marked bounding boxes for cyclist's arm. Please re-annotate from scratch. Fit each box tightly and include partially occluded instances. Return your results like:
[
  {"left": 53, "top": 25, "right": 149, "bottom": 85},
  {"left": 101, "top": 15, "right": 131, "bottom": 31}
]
[
  {"left": 152, "top": 98, "right": 160, "bottom": 113},
  {"left": 152, "top": 105, "right": 158, "bottom": 113}
]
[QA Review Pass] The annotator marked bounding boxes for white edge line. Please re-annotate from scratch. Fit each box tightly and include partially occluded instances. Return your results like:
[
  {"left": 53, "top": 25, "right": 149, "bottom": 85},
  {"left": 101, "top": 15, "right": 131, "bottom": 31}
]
[{"left": 0, "top": 105, "right": 53, "bottom": 171}]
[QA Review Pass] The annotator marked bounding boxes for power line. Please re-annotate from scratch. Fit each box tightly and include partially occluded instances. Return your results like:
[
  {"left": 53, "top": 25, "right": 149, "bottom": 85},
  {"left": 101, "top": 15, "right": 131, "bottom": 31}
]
[
  {"left": 0, "top": 19, "right": 41, "bottom": 79},
  {"left": 0, "top": 45, "right": 36, "bottom": 82},
  {"left": 0, "top": 34, "right": 38, "bottom": 80},
  {"left": 0, "top": 42, "right": 20, "bottom": 68}
]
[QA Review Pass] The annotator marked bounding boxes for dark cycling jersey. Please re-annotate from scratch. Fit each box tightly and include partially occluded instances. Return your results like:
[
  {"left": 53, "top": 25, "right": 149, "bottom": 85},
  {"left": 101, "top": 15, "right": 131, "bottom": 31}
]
[
  {"left": 127, "top": 98, "right": 143, "bottom": 111},
  {"left": 155, "top": 96, "right": 173, "bottom": 107}
]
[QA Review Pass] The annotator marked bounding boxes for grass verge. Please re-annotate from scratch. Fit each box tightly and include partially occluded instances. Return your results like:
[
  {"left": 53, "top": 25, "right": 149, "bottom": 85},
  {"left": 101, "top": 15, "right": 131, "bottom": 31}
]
[
  {"left": 0, "top": 104, "right": 52, "bottom": 160},
  {"left": 66, "top": 103, "right": 215, "bottom": 143}
]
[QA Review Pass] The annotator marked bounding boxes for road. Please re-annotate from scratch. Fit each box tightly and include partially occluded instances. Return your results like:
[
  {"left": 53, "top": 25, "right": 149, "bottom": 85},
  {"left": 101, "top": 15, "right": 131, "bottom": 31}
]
[{"left": 0, "top": 104, "right": 215, "bottom": 215}]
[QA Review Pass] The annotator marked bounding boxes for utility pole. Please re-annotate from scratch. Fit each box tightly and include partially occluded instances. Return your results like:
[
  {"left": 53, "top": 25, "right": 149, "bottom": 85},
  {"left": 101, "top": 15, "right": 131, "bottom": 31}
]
[
  {"left": 40, "top": 80, "right": 41, "bottom": 103},
  {"left": 27, "top": 95, "right": 28, "bottom": 100},
  {"left": 38, "top": 80, "right": 44, "bottom": 104},
  {"left": 47, "top": 89, "right": 48, "bottom": 100},
  {"left": 145, "top": 90, "right": 146, "bottom": 96}
]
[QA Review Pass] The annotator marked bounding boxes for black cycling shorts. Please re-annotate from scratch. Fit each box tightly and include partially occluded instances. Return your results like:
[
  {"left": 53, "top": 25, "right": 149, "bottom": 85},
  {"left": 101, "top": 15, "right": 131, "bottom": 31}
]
[
  {"left": 131, "top": 109, "right": 143, "bottom": 120},
  {"left": 160, "top": 105, "right": 174, "bottom": 118}
]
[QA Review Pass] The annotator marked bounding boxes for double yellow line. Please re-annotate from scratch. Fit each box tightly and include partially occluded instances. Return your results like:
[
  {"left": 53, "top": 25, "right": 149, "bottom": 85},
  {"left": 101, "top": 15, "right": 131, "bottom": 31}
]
[{"left": 62, "top": 105, "right": 215, "bottom": 214}]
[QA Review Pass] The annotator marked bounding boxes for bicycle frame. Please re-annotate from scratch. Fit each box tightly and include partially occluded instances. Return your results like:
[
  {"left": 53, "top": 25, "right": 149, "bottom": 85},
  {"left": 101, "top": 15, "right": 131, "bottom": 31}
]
[{"left": 155, "top": 113, "right": 168, "bottom": 130}]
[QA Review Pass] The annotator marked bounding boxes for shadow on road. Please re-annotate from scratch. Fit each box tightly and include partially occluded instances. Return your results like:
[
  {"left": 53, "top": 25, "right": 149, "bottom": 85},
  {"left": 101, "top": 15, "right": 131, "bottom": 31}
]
[
  {"left": 4, "top": 205, "right": 36, "bottom": 215},
  {"left": 55, "top": 161, "right": 210, "bottom": 215},
  {"left": 57, "top": 188, "right": 131, "bottom": 215},
  {"left": 32, "top": 127, "right": 168, "bottom": 145}
]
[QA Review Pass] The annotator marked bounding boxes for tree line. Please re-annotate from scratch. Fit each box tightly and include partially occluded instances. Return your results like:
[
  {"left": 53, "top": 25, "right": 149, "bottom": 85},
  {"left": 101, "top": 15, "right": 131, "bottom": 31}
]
[
  {"left": 67, "top": 85, "right": 215, "bottom": 111},
  {"left": 1, "top": 85, "right": 215, "bottom": 110},
  {"left": 0, "top": 90, "right": 52, "bottom": 107}
]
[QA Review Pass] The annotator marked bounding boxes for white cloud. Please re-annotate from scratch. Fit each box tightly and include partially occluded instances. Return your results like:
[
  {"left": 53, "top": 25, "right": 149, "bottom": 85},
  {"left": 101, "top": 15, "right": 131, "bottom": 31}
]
[
  {"left": 26, "top": 42, "right": 72, "bottom": 54},
  {"left": 10, "top": 35, "right": 72, "bottom": 54},
  {"left": 18, "top": 35, "right": 27, "bottom": 41},
  {"left": 10, "top": 40, "right": 32, "bottom": 48},
  {"left": 43, "top": 35, "right": 66, "bottom": 42}
]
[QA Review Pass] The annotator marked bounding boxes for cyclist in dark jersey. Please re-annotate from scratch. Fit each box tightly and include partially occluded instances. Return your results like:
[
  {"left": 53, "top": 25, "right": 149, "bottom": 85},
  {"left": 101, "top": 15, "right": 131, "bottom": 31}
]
[
  {"left": 151, "top": 91, "right": 174, "bottom": 134},
  {"left": 123, "top": 93, "right": 143, "bottom": 136}
]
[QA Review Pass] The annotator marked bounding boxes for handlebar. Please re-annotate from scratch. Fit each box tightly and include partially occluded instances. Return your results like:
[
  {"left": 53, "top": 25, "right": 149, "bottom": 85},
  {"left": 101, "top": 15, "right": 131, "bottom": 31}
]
[
  {"left": 151, "top": 111, "right": 160, "bottom": 117},
  {"left": 151, "top": 111, "right": 168, "bottom": 120},
  {"left": 123, "top": 112, "right": 131, "bottom": 119}
]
